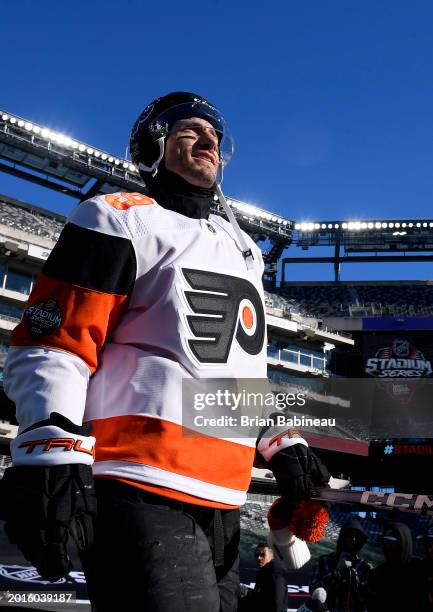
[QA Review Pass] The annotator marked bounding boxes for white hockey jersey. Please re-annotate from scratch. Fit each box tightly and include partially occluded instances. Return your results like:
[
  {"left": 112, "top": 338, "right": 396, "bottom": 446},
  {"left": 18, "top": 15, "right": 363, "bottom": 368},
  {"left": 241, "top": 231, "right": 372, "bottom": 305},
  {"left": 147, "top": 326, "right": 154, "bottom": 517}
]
[{"left": 5, "top": 192, "right": 271, "bottom": 508}]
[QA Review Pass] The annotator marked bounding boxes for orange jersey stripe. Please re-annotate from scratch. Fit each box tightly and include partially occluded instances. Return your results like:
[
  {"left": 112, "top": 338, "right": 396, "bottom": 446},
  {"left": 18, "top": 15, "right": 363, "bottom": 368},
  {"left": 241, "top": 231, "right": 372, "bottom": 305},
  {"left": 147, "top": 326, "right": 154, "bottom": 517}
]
[
  {"left": 11, "top": 273, "right": 128, "bottom": 373},
  {"left": 91, "top": 414, "right": 255, "bottom": 492},
  {"left": 97, "top": 476, "right": 240, "bottom": 509}
]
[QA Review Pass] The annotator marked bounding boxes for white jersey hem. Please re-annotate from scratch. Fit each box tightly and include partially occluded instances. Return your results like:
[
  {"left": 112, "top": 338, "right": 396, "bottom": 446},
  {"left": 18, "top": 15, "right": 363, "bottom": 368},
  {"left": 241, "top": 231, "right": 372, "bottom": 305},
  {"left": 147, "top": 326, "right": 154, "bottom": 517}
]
[{"left": 92, "top": 459, "right": 247, "bottom": 506}]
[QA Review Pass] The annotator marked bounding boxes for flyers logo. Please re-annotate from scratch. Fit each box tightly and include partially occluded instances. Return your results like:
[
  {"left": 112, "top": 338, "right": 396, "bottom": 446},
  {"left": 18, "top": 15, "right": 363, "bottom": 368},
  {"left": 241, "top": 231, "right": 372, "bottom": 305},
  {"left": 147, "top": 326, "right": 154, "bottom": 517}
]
[{"left": 182, "top": 269, "right": 265, "bottom": 363}]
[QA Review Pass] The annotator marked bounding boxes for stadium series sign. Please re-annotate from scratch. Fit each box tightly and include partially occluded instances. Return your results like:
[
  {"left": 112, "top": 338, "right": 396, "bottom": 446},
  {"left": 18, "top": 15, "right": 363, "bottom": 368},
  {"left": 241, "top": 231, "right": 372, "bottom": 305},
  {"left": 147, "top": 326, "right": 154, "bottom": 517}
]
[
  {"left": 360, "top": 333, "right": 433, "bottom": 436},
  {"left": 365, "top": 337, "right": 433, "bottom": 378}
]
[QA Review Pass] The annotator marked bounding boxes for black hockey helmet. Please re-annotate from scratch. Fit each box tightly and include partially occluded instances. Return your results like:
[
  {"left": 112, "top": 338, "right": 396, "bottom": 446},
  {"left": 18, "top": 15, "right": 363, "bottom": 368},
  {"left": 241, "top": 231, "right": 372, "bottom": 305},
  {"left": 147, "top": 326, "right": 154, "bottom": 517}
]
[{"left": 129, "top": 91, "right": 234, "bottom": 178}]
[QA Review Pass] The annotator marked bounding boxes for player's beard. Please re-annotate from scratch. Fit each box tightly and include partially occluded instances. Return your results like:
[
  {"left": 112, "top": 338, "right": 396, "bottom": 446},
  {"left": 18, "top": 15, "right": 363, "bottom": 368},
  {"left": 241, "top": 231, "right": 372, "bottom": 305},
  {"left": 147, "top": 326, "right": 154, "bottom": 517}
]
[{"left": 183, "top": 154, "right": 217, "bottom": 188}]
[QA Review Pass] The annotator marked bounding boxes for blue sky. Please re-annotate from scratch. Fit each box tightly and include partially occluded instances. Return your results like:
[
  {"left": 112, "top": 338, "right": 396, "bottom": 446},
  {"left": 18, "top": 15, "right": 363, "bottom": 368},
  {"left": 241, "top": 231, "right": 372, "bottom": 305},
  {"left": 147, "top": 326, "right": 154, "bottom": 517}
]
[{"left": 2, "top": 0, "right": 433, "bottom": 281}]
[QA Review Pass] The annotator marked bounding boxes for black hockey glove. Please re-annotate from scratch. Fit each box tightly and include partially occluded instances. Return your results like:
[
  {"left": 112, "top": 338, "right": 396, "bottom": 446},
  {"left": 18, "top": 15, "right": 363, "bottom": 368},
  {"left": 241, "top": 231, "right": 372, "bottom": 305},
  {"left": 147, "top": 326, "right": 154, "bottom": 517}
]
[
  {"left": 268, "top": 442, "right": 330, "bottom": 513},
  {"left": 257, "top": 424, "right": 331, "bottom": 540},
  {"left": 0, "top": 412, "right": 97, "bottom": 581},
  {"left": 266, "top": 444, "right": 331, "bottom": 543},
  {"left": 0, "top": 463, "right": 96, "bottom": 581},
  {"left": 256, "top": 419, "right": 330, "bottom": 512}
]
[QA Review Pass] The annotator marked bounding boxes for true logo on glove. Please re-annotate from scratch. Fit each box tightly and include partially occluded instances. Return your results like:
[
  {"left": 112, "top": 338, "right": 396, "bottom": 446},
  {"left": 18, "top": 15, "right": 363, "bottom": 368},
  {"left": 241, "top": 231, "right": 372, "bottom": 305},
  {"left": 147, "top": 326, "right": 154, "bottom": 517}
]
[
  {"left": 269, "top": 428, "right": 301, "bottom": 447},
  {"left": 19, "top": 437, "right": 95, "bottom": 457}
]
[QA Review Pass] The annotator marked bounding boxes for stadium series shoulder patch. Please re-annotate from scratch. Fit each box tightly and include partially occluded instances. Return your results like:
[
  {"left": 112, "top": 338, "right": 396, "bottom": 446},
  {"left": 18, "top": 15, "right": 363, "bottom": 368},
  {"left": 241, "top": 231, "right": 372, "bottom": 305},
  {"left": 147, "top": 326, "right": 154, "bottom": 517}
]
[{"left": 25, "top": 299, "right": 62, "bottom": 339}]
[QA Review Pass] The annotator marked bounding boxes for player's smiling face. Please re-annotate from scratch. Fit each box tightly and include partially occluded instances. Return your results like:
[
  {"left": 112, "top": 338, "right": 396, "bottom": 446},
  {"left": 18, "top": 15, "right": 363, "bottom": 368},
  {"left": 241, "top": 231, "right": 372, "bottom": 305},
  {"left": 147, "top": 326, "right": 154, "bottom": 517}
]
[{"left": 164, "top": 117, "right": 219, "bottom": 188}]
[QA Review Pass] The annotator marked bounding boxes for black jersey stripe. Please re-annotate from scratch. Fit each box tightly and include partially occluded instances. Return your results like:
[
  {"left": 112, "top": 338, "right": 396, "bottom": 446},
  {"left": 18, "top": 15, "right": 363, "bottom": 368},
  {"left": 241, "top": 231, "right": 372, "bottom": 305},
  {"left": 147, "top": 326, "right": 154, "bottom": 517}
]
[{"left": 42, "top": 223, "right": 136, "bottom": 295}]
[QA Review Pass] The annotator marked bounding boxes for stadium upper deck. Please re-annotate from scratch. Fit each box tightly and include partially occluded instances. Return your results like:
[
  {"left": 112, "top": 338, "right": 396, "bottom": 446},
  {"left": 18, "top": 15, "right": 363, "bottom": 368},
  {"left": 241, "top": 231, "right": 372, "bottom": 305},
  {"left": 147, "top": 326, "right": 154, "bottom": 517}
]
[
  {"left": 0, "top": 193, "right": 63, "bottom": 240},
  {"left": 280, "top": 280, "right": 433, "bottom": 319}
]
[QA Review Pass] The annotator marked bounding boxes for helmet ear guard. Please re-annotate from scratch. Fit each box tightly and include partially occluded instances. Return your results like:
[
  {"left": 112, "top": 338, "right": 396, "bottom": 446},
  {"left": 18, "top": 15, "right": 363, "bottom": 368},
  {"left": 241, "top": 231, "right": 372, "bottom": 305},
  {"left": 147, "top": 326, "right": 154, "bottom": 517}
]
[{"left": 137, "top": 136, "right": 166, "bottom": 176}]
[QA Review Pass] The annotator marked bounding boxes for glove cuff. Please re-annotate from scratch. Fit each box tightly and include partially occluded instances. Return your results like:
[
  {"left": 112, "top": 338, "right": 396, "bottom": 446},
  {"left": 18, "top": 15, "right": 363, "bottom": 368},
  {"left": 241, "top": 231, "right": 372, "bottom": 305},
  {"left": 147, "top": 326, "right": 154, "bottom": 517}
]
[
  {"left": 11, "top": 424, "right": 95, "bottom": 466},
  {"left": 257, "top": 424, "right": 308, "bottom": 463}
]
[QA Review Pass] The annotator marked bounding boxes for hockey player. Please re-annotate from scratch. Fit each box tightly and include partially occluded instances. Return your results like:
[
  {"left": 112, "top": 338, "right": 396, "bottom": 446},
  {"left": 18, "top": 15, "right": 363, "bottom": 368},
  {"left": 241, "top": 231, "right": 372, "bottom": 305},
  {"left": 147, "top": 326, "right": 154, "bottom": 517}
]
[{"left": 0, "top": 92, "right": 330, "bottom": 611}]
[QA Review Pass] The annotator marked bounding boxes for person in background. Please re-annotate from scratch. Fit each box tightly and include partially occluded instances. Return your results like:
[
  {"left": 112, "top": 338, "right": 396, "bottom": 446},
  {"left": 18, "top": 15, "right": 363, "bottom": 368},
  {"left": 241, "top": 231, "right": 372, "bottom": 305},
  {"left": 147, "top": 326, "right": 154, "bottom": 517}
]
[
  {"left": 239, "top": 543, "right": 288, "bottom": 612},
  {"left": 368, "top": 521, "right": 420, "bottom": 611},
  {"left": 310, "top": 518, "right": 371, "bottom": 612},
  {"left": 416, "top": 528, "right": 433, "bottom": 611}
]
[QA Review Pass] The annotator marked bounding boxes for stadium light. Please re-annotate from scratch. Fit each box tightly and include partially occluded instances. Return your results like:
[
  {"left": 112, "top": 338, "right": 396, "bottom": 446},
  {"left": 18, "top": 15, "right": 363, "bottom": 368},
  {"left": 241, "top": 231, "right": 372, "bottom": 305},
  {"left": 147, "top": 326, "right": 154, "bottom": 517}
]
[
  {"left": 0, "top": 109, "right": 140, "bottom": 177},
  {"left": 215, "top": 195, "right": 291, "bottom": 234},
  {"left": 294, "top": 218, "right": 433, "bottom": 235}
]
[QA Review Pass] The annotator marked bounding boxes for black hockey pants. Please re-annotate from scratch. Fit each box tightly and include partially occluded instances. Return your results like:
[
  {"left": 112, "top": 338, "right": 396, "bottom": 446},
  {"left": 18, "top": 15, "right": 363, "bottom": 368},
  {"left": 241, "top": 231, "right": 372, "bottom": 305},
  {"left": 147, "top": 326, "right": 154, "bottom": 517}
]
[{"left": 80, "top": 478, "right": 240, "bottom": 612}]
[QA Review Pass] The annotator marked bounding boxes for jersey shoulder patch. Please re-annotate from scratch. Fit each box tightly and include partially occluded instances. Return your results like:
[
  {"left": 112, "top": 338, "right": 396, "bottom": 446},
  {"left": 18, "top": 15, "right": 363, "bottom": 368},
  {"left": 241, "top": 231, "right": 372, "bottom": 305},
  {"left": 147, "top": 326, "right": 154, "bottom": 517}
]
[{"left": 104, "top": 192, "right": 154, "bottom": 210}]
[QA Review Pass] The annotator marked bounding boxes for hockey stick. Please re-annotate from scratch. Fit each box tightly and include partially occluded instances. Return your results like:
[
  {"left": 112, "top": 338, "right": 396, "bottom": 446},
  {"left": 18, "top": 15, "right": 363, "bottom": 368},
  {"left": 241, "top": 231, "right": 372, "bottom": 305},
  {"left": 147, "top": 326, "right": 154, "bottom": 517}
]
[{"left": 310, "top": 486, "right": 433, "bottom": 516}]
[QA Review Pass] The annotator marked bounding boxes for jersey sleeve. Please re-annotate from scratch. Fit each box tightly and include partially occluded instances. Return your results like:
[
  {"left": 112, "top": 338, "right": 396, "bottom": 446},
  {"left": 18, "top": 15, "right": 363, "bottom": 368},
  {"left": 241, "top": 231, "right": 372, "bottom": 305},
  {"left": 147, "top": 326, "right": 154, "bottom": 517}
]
[{"left": 4, "top": 194, "right": 137, "bottom": 464}]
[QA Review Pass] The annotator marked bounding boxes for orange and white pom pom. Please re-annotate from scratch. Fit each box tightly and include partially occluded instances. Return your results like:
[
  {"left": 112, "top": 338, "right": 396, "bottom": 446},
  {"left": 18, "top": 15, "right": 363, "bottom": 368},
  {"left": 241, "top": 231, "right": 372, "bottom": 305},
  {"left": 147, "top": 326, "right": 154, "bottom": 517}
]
[
  {"left": 268, "top": 497, "right": 329, "bottom": 544},
  {"left": 288, "top": 499, "right": 329, "bottom": 542}
]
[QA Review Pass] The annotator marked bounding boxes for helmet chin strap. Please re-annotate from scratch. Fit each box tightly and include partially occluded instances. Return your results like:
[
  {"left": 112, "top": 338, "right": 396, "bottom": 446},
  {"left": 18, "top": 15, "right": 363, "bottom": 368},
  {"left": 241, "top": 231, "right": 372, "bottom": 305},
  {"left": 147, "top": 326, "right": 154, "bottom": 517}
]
[
  {"left": 215, "top": 160, "right": 255, "bottom": 270},
  {"left": 138, "top": 137, "right": 165, "bottom": 176}
]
